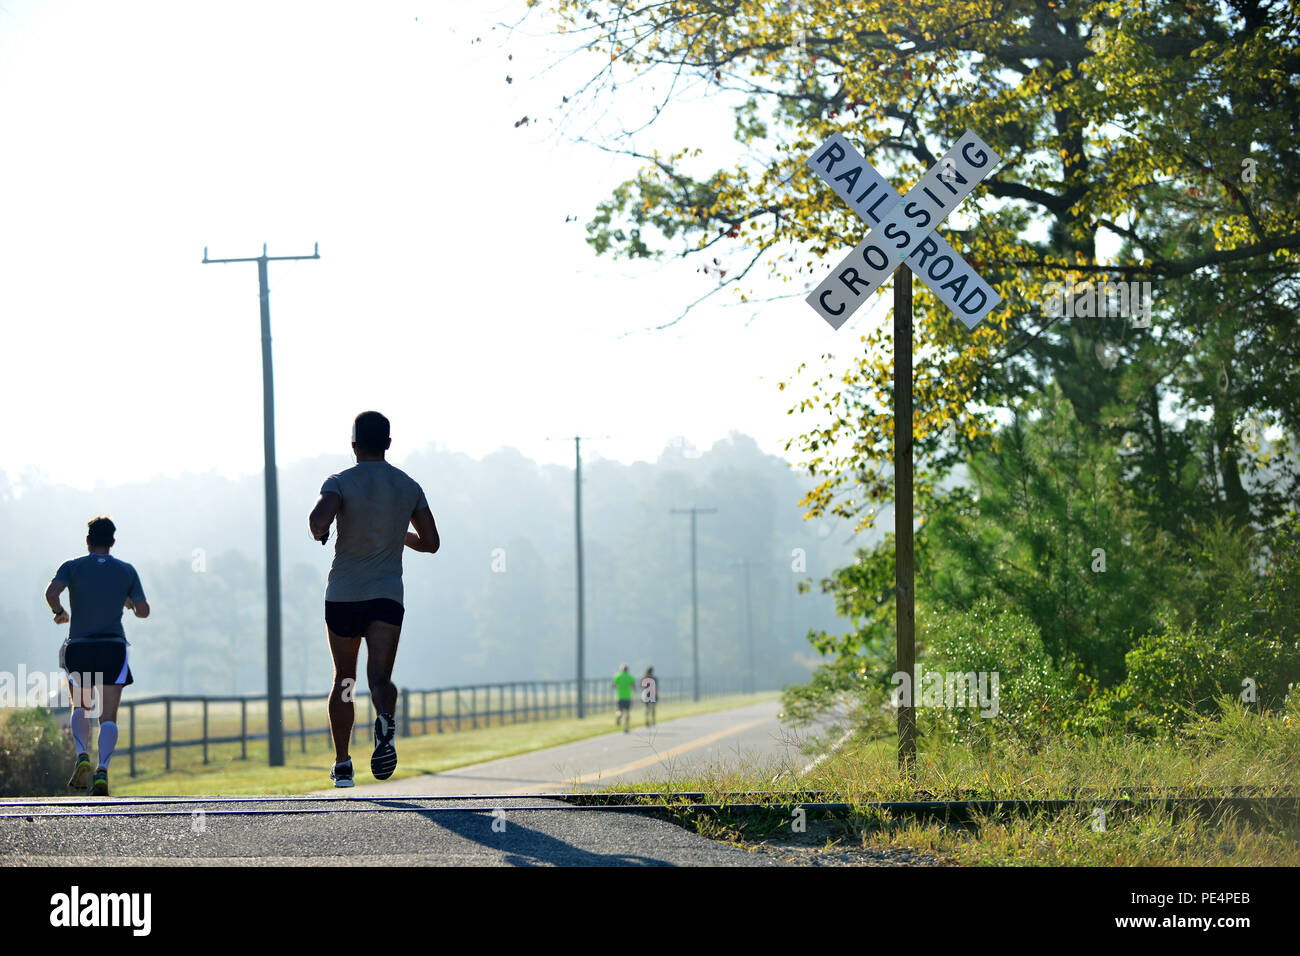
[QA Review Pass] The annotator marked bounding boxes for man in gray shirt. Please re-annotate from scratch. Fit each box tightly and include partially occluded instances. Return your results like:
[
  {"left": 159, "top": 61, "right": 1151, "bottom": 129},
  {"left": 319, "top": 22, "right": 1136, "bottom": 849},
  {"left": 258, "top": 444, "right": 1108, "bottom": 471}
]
[
  {"left": 45, "top": 516, "right": 151, "bottom": 796},
  {"left": 309, "top": 411, "right": 439, "bottom": 787}
]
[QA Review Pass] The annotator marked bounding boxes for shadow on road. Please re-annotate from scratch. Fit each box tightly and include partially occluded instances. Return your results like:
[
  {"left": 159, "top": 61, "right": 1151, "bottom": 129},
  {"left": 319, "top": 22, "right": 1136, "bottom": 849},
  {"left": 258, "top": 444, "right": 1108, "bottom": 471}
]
[{"left": 371, "top": 799, "right": 674, "bottom": 867}]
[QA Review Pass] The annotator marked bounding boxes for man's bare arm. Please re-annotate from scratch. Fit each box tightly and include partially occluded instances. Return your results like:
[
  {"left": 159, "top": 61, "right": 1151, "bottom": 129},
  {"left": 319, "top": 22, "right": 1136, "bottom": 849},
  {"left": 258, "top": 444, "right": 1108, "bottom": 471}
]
[
  {"left": 129, "top": 599, "right": 150, "bottom": 619},
  {"left": 46, "top": 580, "right": 68, "bottom": 624},
  {"left": 405, "top": 506, "right": 440, "bottom": 554},
  {"left": 309, "top": 492, "right": 342, "bottom": 543}
]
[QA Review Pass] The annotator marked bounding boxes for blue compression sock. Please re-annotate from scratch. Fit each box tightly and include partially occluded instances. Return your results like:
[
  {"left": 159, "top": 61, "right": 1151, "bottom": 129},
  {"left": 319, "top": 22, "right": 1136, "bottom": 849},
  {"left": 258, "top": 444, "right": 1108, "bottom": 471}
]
[
  {"left": 97, "top": 721, "right": 118, "bottom": 769},
  {"left": 71, "top": 708, "right": 90, "bottom": 756}
]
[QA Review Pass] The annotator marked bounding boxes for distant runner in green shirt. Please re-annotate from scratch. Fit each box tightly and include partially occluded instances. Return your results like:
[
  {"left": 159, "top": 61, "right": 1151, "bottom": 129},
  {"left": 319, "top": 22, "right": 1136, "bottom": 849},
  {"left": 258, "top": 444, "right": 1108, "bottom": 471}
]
[{"left": 613, "top": 664, "right": 636, "bottom": 733}]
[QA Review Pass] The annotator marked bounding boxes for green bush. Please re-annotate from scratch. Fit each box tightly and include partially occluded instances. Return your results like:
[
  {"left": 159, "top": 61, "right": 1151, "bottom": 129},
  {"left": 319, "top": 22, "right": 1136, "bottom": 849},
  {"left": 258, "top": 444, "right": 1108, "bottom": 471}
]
[
  {"left": 0, "top": 707, "right": 75, "bottom": 797},
  {"left": 1105, "top": 618, "right": 1300, "bottom": 736},
  {"left": 922, "top": 386, "right": 1179, "bottom": 686},
  {"left": 919, "top": 600, "right": 1080, "bottom": 748}
]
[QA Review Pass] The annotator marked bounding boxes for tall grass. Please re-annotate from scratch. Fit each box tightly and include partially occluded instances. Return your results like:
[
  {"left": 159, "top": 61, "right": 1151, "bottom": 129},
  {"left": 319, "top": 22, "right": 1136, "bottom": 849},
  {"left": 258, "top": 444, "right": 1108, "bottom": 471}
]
[{"left": 605, "top": 699, "right": 1300, "bottom": 864}]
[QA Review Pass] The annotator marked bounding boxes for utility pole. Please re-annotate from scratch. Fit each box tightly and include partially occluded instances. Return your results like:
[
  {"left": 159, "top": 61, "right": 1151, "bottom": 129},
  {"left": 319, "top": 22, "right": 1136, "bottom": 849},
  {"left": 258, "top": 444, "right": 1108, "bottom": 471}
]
[
  {"left": 894, "top": 264, "right": 917, "bottom": 772},
  {"left": 203, "top": 242, "right": 319, "bottom": 767},
  {"left": 670, "top": 506, "right": 717, "bottom": 701},
  {"left": 547, "top": 435, "right": 606, "bottom": 719},
  {"left": 731, "top": 559, "right": 756, "bottom": 694}
]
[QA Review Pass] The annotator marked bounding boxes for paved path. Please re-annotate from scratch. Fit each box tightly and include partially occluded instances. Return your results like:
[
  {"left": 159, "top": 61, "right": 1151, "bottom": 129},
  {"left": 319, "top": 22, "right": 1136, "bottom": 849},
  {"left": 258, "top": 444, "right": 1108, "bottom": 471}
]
[{"left": 318, "top": 698, "right": 815, "bottom": 796}]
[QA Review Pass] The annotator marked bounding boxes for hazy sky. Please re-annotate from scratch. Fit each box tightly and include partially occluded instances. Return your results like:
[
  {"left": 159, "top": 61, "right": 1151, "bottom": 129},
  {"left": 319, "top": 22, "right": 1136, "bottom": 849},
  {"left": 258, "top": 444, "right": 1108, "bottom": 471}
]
[{"left": 0, "top": 0, "right": 903, "bottom": 491}]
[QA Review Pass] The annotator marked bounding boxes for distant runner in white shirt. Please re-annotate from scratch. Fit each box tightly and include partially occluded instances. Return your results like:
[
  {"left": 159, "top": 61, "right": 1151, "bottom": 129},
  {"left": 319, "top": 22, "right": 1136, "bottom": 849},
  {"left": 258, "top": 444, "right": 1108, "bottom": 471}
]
[{"left": 308, "top": 411, "right": 440, "bottom": 787}]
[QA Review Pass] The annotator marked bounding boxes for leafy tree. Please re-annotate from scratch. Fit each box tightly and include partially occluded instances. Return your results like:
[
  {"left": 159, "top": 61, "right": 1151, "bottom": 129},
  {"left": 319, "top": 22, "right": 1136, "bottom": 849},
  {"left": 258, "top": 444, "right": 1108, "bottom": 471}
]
[
  {"left": 1099, "top": 189, "right": 1300, "bottom": 534},
  {"left": 532, "top": 0, "right": 1300, "bottom": 533},
  {"left": 532, "top": 2, "right": 1300, "bottom": 720}
]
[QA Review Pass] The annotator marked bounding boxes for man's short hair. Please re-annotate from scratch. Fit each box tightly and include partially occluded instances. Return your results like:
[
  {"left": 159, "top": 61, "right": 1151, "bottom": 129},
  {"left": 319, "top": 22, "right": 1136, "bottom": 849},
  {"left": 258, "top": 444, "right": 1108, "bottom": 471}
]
[
  {"left": 87, "top": 516, "right": 116, "bottom": 547},
  {"left": 352, "top": 411, "right": 391, "bottom": 455}
]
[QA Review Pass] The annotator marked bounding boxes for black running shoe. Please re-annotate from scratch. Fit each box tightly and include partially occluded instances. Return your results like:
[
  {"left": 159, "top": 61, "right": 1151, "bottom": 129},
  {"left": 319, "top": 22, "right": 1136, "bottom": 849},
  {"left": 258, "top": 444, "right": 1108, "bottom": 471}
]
[
  {"left": 371, "top": 713, "right": 397, "bottom": 780},
  {"left": 90, "top": 767, "right": 109, "bottom": 797},
  {"left": 330, "top": 758, "right": 355, "bottom": 788}
]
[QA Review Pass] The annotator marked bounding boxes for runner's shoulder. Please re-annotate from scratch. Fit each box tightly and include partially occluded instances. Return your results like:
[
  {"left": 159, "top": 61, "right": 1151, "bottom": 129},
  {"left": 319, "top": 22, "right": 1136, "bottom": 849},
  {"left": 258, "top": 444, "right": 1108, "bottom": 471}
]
[
  {"left": 109, "top": 555, "right": 140, "bottom": 575},
  {"left": 320, "top": 466, "right": 358, "bottom": 500},
  {"left": 53, "top": 554, "right": 88, "bottom": 580},
  {"left": 385, "top": 463, "right": 425, "bottom": 494}
]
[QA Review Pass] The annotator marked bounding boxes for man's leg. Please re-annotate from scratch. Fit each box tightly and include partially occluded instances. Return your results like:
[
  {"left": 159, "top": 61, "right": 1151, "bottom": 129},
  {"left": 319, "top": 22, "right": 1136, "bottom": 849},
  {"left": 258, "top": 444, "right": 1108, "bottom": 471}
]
[
  {"left": 96, "top": 683, "right": 123, "bottom": 771},
  {"left": 363, "top": 620, "right": 401, "bottom": 717},
  {"left": 67, "top": 682, "right": 94, "bottom": 792},
  {"left": 327, "top": 630, "right": 362, "bottom": 764},
  {"left": 364, "top": 620, "right": 401, "bottom": 780},
  {"left": 69, "top": 682, "right": 93, "bottom": 755}
]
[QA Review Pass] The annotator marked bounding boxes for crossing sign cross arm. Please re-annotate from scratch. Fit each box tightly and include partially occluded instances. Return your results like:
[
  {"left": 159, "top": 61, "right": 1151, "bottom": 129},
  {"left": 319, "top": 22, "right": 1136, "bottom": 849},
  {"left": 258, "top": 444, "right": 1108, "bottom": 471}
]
[{"left": 804, "top": 129, "right": 1002, "bottom": 331}]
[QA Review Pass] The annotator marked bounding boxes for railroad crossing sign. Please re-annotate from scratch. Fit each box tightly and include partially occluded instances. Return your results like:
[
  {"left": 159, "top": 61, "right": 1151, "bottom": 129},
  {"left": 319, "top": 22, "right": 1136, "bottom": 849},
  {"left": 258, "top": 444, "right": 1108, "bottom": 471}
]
[
  {"left": 806, "top": 129, "right": 1002, "bottom": 330},
  {"left": 802, "top": 128, "right": 1002, "bottom": 773}
]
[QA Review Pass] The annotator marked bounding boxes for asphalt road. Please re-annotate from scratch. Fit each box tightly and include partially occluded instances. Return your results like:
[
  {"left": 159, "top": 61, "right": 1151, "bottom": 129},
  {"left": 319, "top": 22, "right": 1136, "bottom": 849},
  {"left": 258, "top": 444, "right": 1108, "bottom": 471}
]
[
  {"left": 0, "top": 700, "right": 830, "bottom": 867},
  {"left": 0, "top": 796, "right": 796, "bottom": 866}
]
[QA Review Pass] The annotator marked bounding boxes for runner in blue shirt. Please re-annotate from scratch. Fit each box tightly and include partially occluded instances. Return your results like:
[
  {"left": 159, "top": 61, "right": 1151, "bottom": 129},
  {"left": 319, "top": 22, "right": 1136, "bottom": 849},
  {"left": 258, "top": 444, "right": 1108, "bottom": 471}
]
[{"left": 45, "top": 516, "right": 150, "bottom": 796}]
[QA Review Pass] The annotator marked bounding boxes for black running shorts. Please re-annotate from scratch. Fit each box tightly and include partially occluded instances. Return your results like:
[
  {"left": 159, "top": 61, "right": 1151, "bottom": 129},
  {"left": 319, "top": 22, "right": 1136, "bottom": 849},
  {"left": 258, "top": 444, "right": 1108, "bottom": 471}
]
[
  {"left": 617, "top": 698, "right": 632, "bottom": 711},
  {"left": 61, "top": 640, "right": 134, "bottom": 686},
  {"left": 325, "top": 598, "right": 404, "bottom": 638}
]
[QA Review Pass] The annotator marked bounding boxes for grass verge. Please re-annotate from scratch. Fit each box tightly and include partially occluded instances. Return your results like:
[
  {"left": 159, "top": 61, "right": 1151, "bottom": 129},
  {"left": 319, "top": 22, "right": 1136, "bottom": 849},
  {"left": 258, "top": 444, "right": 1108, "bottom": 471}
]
[{"left": 599, "top": 704, "right": 1300, "bottom": 865}]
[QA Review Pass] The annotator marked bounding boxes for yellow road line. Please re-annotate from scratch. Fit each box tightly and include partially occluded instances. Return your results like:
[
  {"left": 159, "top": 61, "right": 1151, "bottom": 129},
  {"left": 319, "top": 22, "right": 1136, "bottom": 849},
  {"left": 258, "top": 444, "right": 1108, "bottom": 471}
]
[{"left": 502, "top": 714, "right": 775, "bottom": 794}]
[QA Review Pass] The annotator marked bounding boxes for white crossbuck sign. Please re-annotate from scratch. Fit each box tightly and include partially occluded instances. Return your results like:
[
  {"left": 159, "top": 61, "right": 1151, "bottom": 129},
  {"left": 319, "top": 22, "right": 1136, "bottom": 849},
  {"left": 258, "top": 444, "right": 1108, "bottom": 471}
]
[{"left": 806, "top": 130, "right": 1003, "bottom": 330}]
